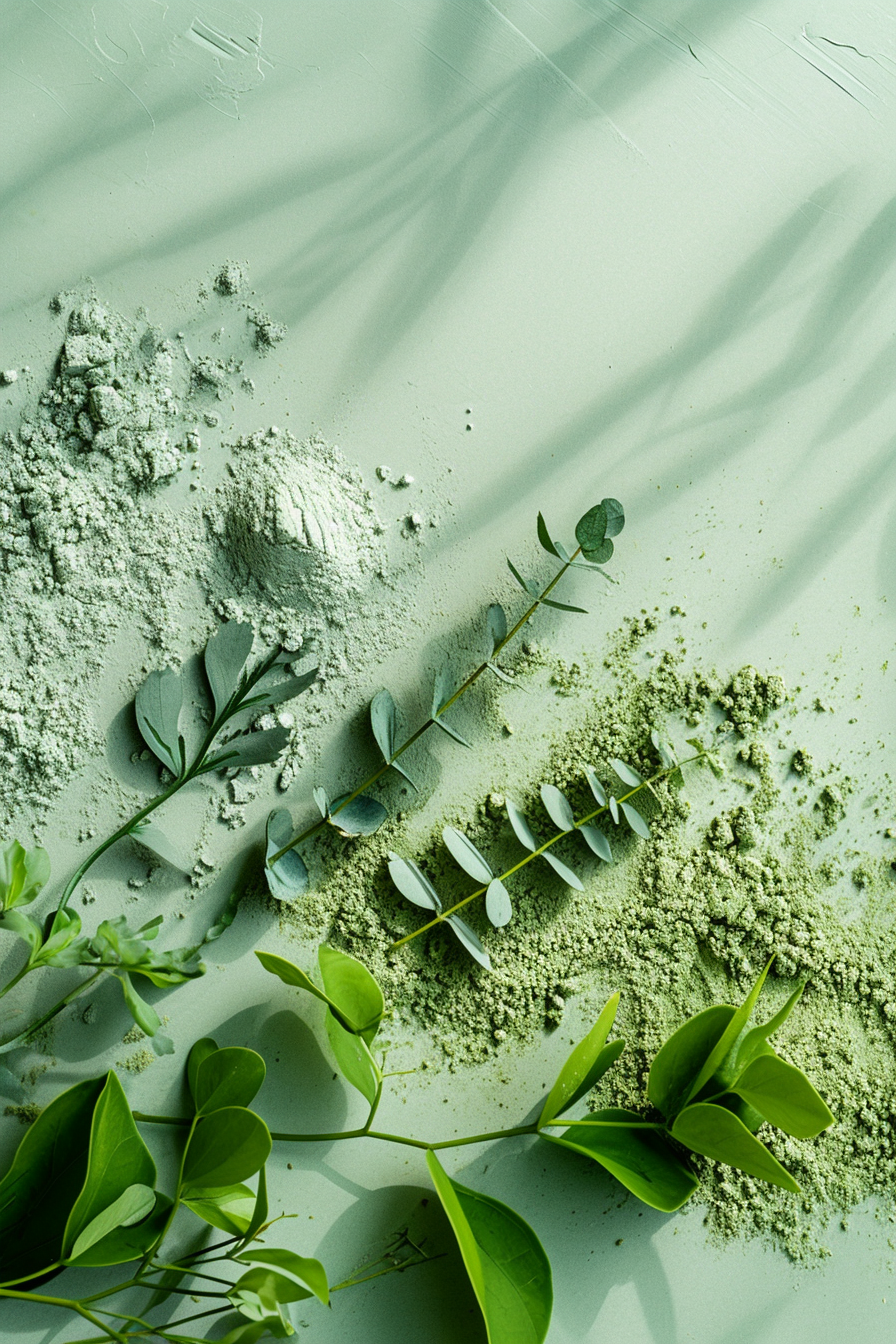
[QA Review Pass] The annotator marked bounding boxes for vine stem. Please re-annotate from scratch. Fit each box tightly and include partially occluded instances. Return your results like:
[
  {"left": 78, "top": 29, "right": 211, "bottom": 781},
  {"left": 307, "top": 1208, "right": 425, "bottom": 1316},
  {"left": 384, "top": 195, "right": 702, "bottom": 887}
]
[
  {"left": 388, "top": 751, "right": 706, "bottom": 952},
  {"left": 268, "top": 546, "right": 587, "bottom": 865},
  {"left": 134, "top": 1111, "right": 539, "bottom": 1151},
  {"left": 0, "top": 1289, "right": 127, "bottom": 1342}
]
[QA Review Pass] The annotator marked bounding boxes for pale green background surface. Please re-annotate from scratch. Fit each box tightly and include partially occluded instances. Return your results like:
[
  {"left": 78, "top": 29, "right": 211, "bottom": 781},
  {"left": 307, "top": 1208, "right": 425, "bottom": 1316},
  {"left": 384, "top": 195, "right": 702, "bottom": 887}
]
[{"left": 1, "top": 2, "right": 894, "bottom": 1341}]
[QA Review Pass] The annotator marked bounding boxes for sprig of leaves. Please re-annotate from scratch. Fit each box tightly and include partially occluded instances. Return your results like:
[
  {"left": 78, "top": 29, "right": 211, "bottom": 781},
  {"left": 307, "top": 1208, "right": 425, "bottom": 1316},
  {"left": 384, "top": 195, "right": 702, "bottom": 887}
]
[{"left": 264, "top": 501, "right": 625, "bottom": 899}]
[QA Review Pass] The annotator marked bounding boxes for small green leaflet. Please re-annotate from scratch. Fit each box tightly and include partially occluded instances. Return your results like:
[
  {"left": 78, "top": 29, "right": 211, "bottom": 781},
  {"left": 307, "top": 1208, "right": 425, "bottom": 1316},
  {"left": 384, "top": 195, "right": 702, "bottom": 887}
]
[
  {"left": 0, "top": 839, "right": 50, "bottom": 910},
  {"left": 265, "top": 808, "right": 308, "bottom": 902},
  {"left": 620, "top": 801, "right": 650, "bottom": 839},
  {"left": 443, "top": 826, "right": 493, "bottom": 883},
  {"left": 426, "top": 1151, "right": 552, "bottom": 1344},
  {"left": 608, "top": 796, "right": 620, "bottom": 825},
  {"left": 387, "top": 853, "right": 442, "bottom": 912},
  {"left": 671, "top": 1103, "right": 800, "bottom": 1193},
  {"left": 730, "top": 1055, "right": 834, "bottom": 1139},
  {"left": 610, "top": 758, "right": 643, "bottom": 788},
  {"left": 130, "top": 819, "right": 185, "bottom": 870},
  {"left": 328, "top": 793, "right": 389, "bottom": 837},
  {"left": 536, "top": 511, "right": 561, "bottom": 558},
  {"left": 579, "top": 825, "right": 612, "bottom": 862},
  {"left": 542, "top": 851, "right": 583, "bottom": 890},
  {"left": 234, "top": 1247, "right": 329, "bottom": 1307},
  {"left": 238, "top": 666, "right": 317, "bottom": 713},
  {"left": 135, "top": 666, "right": 185, "bottom": 777},
  {"left": 485, "top": 878, "right": 513, "bottom": 927},
  {"left": 540, "top": 784, "right": 575, "bottom": 832},
  {"left": 183, "top": 1183, "right": 257, "bottom": 1236},
  {"left": 325, "top": 1012, "right": 381, "bottom": 1104},
  {"left": 205, "top": 620, "right": 254, "bottom": 718},
  {"left": 318, "top": 943, "right": 384, "bottom": 1042},
  {"left": 602, "top": 498, "right": 625, "bottom": 537},
  {"left": 432, "top": 665, "right": 471, "bottom": 747},
  {"left": 370, "top": 689, "right": 415, "bottom": 787},
  {"left": 187, "top": 1039, "right": 219, "bottom": 1106},
  {"left": 506, "top": 798, "right": 538, "bottom": 853},
  {"left": 539, "top": 994, "right": 623, "bottom": 1126},
  {"left": 446, "top": 915, "right": 492, "bottom": 970},
  {"left": 584, "top": 766, "right": 606, "bottom": 807},
  {"left": 507, "top": 557, "right": 538, "bottom": 597},
  {"left": 313, "top": 786, "right": 329, "bottom": 818}
]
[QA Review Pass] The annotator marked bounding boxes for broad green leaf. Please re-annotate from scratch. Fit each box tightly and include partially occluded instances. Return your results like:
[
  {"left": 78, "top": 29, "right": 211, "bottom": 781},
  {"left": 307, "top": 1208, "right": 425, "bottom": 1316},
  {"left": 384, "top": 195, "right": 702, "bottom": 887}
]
[
  {"left": 130, "top": 820, "right": 185, "bottom": 870},
  {"left": 329, "top": 794, "right": 389, "bottom": 837},
  {"left": 648, "top": 1005, "right": 735, "bottom": 1120},
  {"left": 265, "top": 809, "right": 308, "bottom": 902},
  {"left": 255, "top": 950, "right": 360, "bottom": 1036},
  {"left": 69, "top": 1192, "right": 173, "bottom": 1267},
  {"left": 579, "top": 825, "right": 611, "bottom": 863},
  {"left": 324, "top": 1012, "right": 381, "bottom": 1104},
  {"left": 202, "top": 726, "right": 290, "bottom": 772},
  {"left": 195, "top": 1047, "right": 266, "bottom": 1114},
  {"left": 32, "top": 907, "right": 89, "bottom": 968},
  {"left": 620, "top": 801, "right": 650, "bottom": 839},
  {"left": 183, "top": 1183, "right": 257, "bottom": 1235},
  {"left": 183, "top": 1108, "right": 272, "bottom": 1190},
  {"left": 235, "top": 1247, "right": 329, "bottom": 1306},
  {"left": 187, "top": 1038, "right": 219, "bottom": 1106},
  {"left": 539, "top": 995, "right": 622, "bottom": 1126},
  {"left": 731, "top": 1055, "right": 834, "bottom": 1139},
  {"left": 135, "top": 666, "right": 184, "bottom": 776},
  {"left": 682, "top": 957, "right": 776, "bottom": 1108},
  {"left": 602, "top": 498, "right": 625, "bottom": 537},
  {"left": 542, "top": 851, "right": 583, "bottom": 890},
  {"left": 671, "top": 1103, "right": 799, "bottom": 1192},
  {"left": 0, "top": 1075, "right": 104, "bottom": 1283},
  {"left": 610, "top": 758, "right": 643, "bottom": 788},
  {"left": 485, "top": 879, "right": 513, "bottom": 927},
  {"left": 487, "top": 603, "right": 507, "bottom": 652},
  {"left": 68, "top": 1184, "right": 155, "bottom": 1261},
  {"left": 443, "top": 826, "right": 493, "bottom": 883},
  {"left": 584, "top": 766, "right": 606, "bottom": 807},
  {"left": 426, "top": 1151, "right": 552, "bottom": 1344},
  {"left": 0, "top": 839, "right": 50, "bottom": 910},
  {"left": 540, "top": 784, "right": 575, "bottom": 832},
  {"left": 318, "top": 944, "right": 384, "bottom": 1041},
  {"left": 240, "top": 667, "right": 317, "bottom": 713},
  {"left": 387, "top": 853, "right": 442, "bottom": 912},
  {"left": 506, "top": 798, "right": 537, "bottom": 852},
  {"left": 205, "top": 621, "right": 254, "bottom": 718},
  {"left": 446, "top": 915, "right": 492, "bottom": 970},
  {"left": 63, "top": 1072, "right": 157, "bottom": 1261},
  {"left": 734, "top": 983, "right": 805, "bottom": 1074},
  {"left": 536, "top": 511, "right": 560, "bottom": 558},
  {"left": 543, "top": 1109, "right": 699, "bottom": 1212},
  {"left": 574, "top": 504, "right": 613, "bottom": 564}
]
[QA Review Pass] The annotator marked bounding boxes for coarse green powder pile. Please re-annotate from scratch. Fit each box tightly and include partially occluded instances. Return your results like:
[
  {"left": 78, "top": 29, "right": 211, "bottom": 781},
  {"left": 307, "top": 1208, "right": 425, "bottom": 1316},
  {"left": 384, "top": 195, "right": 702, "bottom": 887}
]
[{"left": 274, "top": 623, "right": 895, "bottom": 1260}]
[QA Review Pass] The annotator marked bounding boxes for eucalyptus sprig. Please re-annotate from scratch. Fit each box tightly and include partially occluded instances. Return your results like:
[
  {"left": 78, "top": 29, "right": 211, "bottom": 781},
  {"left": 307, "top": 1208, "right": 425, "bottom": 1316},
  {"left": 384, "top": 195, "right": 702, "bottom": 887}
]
[
  {"left": 387, "top": 732, "right": 715, "bottom": 968},
  {"left": 0, "top": 624, "right": 317, "bottom": 1055},
  {"left": 264, "top": 501, "right": 625, "bottom": 898},
  {"left": 0, "top": 945, "right": 824, "bottom": 1344}
]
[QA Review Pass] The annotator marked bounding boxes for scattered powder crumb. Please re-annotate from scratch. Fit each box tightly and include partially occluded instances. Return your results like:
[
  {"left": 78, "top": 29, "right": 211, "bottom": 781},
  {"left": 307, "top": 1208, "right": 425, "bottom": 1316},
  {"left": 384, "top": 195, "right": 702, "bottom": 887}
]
[
  {"left": 4, "top": 1104, "right": 42, "bottom": 1126},
  {"left": 214, "top": 260, "right": 246, "bottom": 296},
  {"left": 117, "top": 1048, "right": 156, "bottom": 1075}
]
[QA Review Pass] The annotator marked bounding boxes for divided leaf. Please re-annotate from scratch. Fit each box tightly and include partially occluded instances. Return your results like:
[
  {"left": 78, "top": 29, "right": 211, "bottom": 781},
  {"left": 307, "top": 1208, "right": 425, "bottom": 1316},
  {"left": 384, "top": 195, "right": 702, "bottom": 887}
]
[
  {"left": 540, "top": 784, "right": 575, "bottom": 832},
  {"left": 426, "top": 1151, "right": 552, "bottom": 1344},
  {"left": 205, "top": 621, "right": 254, "bottom": 718},
  {"left": 443, "top": 826, "right": 493, "bottom": 883},
  {"left": 135, "top": 667, "right": 184, "bottom": 777},
  {"left": 539, "top": 994, "right": 623, "bottom": 1126},
  {"left": 671, "top": 1103, "right": 799, "bottom": 1193},
  {"left": 543, "top": 1109, "right": 698, "bottom": 1212},
  {"left": 264, "top": 809, "right": 308, "bottom": 902}
]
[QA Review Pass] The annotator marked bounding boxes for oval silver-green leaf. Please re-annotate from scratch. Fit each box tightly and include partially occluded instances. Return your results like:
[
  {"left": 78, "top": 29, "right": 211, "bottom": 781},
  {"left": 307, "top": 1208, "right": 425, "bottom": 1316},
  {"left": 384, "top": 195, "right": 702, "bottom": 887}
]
[
  {"left": 443, "top": 826, "right": 493, "bottom": 883},
  {"left": 485, "top": 879, "right": 513, "bottom": 928},
  {"left": 540, "top": 784, "right": 575, "bottom": 832}
]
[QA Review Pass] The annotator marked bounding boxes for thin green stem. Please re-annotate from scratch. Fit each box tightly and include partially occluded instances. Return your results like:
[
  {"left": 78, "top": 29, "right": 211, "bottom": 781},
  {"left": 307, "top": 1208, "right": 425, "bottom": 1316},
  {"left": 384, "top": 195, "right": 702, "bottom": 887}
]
[
  {"left": 268, "top": 548, "right": 584, "bottom": 865},
  {"left": 540, "top": 1118, "right": 665, "bottom": 1130},
  {"left": 134, "top": 1112, "right": 538, "bottom": 1151},
  {"left": 140, "top": 1114, "right": 198, "bottom": 1271},
  {"left": 0, "top": 1289, "right": 127, "bottom": 1342},
  {"left": 388, "top": 753, "right": 705, "bottom": 952},
  {"left": 0, "top": 969, "right": 103, "bottom": 1056},
  {"left": 0, "top": 960, "right": 31, "bottom": 1001}
]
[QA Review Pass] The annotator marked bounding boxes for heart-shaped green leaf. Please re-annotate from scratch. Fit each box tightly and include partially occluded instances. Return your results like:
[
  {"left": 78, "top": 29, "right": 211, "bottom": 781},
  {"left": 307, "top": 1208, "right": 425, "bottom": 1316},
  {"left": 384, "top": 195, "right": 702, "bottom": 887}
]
[{"left": 195, "top": 1047, "right": 266, "bottom": 1114}]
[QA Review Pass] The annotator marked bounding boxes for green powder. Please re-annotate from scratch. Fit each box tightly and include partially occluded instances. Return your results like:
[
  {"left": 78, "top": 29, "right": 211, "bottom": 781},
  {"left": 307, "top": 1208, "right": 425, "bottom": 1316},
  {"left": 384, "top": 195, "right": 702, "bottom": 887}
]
[{"left": 274, "top": 624, "right": 895, "bottom": 1260}]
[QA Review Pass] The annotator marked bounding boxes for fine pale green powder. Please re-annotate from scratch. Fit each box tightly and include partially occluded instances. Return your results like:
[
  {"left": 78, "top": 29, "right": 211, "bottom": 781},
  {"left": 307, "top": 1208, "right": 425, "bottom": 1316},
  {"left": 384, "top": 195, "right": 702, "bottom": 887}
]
[{"left": 274, "top": 624, "right": 895, "bottom": 1261}]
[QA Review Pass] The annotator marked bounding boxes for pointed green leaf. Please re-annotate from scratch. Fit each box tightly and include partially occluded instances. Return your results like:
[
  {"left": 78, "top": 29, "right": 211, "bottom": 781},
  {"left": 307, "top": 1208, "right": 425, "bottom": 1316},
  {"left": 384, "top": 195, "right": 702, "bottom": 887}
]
[
  {"left": 205, "top": 621, "right": 254, "bottom": 718},
  {"left": 683, "top": 957, "right": 776, "bottom": 1108},
  {"left": 731, "top": 1055, "right": 834, "bottom": 1139},
  {"left": 487, "top": 661, "right": 517, "bottom": 685},
  {"left": 608, "top": 796, "right": 619, "bottom": 825},
  {"left": 672, "top": 1103, "right": 799, "bottom": 1192},
  {"left": 487, "top": 603, "right": 507, "bottom": 652},
  {"left": 579, "top": 825, "right": 611, "bottom": 862},
  {"left": 507, "top": 557, "right": 538, "bottom": 596},
  {"left": 241, "top": 1164, "right": 268, "bottom": 1247},
  {"left": 387, "top": 853, "right": 442, "bottom": 912},
  {"left": 446, "top": 915, "right": 492, "bottom": 970},
  {"left": 187, "top": 1038, "right": 218, "bottom": 1106},
  {"left": 506, "top": 799, "right": 538, "bottom": 853},
  {"left": 648, "top": 1005, "right": 735, "bottom": 1120},
  {"left": 68, "top": 1184, "right": 155, "bottom": 1261},
  {"left": 313, "top": 786, "right": 329, "bottom": 818},
  {"left": 240, "top": 667, "right": 317, "bottom": 712},
  {"left": 485, "top": 879, "right": 513, "bottom": 928},
  {"left": 183, "top": 1183, "right": 257, "bottom": 1236},
  {"left": 69, "top": 1192, "right": 173, "bottom": 1267},
  {"left": 324, "top": 1012, "right": 381, "bottom": 1104},
  {"left": 235, "top": 1247, "right": 329, "bottom": 1307},
  {"left": 370, "top": 688, "right": 398, "bottom": 761},
  {"left": 135, "top": 667, "right": 184, "bottom": 776},
  {"left": 536, "top": 512, "right": 560, "bottom": 558},
  {"left": 735, "top": 983, "right": 805, "bottom": 1074},
  {"left": 540, "top": 597, "right": 588, "bottom": 614},
  {"left": 540, "top": 785, "right": 575, "bottom": 832},
  {"left": 183, "top": 1108, "right": 271, "bottom": 1191},
  {"left": 610, "top": 758, "right": 643, "bottom": 788},
  {"left": 318, "top": 944, "right": 384, "bottom": 1042},
  {"left": 542, "top": 852, "right": 583, "bottom": 890},
  {"left": 264, "top": 809, "right": 308, "bottom": 902},
  {"left": 130, "top": 820, "right": 185, "bottom": 870},
  {"left": 255, "top": 951, "right": 362, "bottom": 1036},
  {"left": 195, "top": 1047, "right": 266, "bottom": 1115},
  {"left": 117, "top": 972, "right": 162, "bottom": 1037},
  {"left": 543, "top": 1109, "right": 698, "bottom": 1212},
  {"left": 539, "top": 994, "right": 622, "bottom": 1126},
  {"left": 426, "top": 1151, "right": 552, "bottom": 1344},
  {"left": 432, "top": 663, "right": 455, "bottom": 717},
  {"left": 202, "top": 726, "right": 290, "bottom": 772},
  {"left": 443, "top": 826, "right": 493, "bottom": 883},
  {"left": 620, "top": 801, "right": 650, "bottom": 839}
]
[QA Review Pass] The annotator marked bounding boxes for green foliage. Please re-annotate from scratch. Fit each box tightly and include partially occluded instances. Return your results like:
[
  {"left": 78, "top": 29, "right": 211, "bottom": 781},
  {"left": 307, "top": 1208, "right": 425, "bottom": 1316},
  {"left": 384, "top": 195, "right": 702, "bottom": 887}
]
[
  {"left": 538, "top": 993, "right": 624, "bottom": 1126},
  {"left": 543, "top": 1109, "right": 700, "bottom": 1212},
  {"left": 0, "top": 840, "right": 50, "bottom": 911}
]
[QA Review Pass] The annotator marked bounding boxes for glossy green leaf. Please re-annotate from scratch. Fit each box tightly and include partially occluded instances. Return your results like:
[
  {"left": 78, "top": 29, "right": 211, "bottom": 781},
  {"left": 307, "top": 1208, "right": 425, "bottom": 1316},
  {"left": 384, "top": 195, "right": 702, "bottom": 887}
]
[
  {"left": 265, "top": 809, "right": 308, "bottom": 902},
  {"left": 255, "top": 950, "right": 363, "bottom": 1036},
  {"left": 506, "top": 798, "right": 538, "bottom": 852},
  {"left": 241, "top": 1165, "right": 269, "bottom": 1247},
  {"left": 202, "top": 726, "right": 290, "bottom": 772},
  {"left": 187, "top": 1038, "right": 219, "bottom": 1106},
  {"left": 329, "top": 794, "right": 389, "bottom": 837},
  {"left": 183, "top": 1183, "right": 257, "bottom": 1236},
  {"left": 574, "top": 504, "right": 613, "bottom": 564},
  {"left": 682, "top": 957, "right": 776, "bottom": 1108},
  {"left": 446, "top": 914, "right": 492, "bottom": 970},
  {"left": 183, "top": 1108, "right": 272, "bottom": 1190},
  {"left": 443, "top": 826, "right": 493, "bottom": 883},
  {"left": 427, "top": 1151, "right": 552, "bottom": 1344},
  {"left": 318, "top": 943, "right": 384, "bottom": 1041},
  {"left": 579, "top": 825, "right": 612, "bottom": 863},
  {"left": 63, "top": 1072, "right": 157, "bottom": 1261},
  {"left": 734, "top": 983, "right": 805, "bottom": 1075},
  {"left": 543, "top": 1109, "right": 699, "bottom": 1212},
  {"left": 672, "top": 1103, "right": 799, "bottom": 1192},
  {"left": 32, "top": 907, "right": 89, "bottom": 969},
  {"left": 620, "top": 801, "right": 650, "bottom": 839},
  {"left": 69, "top": 1192, "right": 173, "bottom": 1267},
  {"left": 229, "top": 1267, "right": 311, "bottom": 1333},
  {"left": 0, "top": 908, "right": 42, "bottom": 955},
  {"left": 487, "top": 603, "right": 507, "bottom": 652},
  {"left": 731, "top": 1055, "right": 834, "bottom": 1138},
  {"left": 542, "top": 851, "right": 583, "bottom": 890},
  {"left": 539, "top": 994, "right": 622, "bottom": 1126},
  {"left": 387, "top": 853, "right": 442, "bottom": 912},
  {"left": 536, "top": 511, "right": 560, "bottom": 558},
  {"left": 135, "top": 666, "right": 184, "bottom": 776},
  {"left": 235, "top": 1247, "right": 329, "bottom": 1306},
  {"left": 485, "top": 879, "right": 513, "bottom": 928},
  {"left": 0, "top": 839, "right": 50, "bottom": 910},
  {"left": 195, "top": 1047, "right": 266, "bottom": 1115},
  {"left": 117, "top": 971, "right": 162, "bottom": 1037},
  {"left": 205, "top": 621, "right": 254, "bottom": 718},
  {"left": 324, "top": 1012, "right": 381, "bottom": 1104},
  {"left": 648, "top": 1005, "right": 735, "bottom": 1120},
  {"left": 584, "top": 766, "right": 607, "bottom": 807},
  {"left": 540, "top": 784, "right": 575, "bottom": 832},
  {"left": 0, "top": 1075, "right": 104, "bottom": 1283},
  {"left": 68, "top": 1184, "right": 155, "bottom": 1261}
]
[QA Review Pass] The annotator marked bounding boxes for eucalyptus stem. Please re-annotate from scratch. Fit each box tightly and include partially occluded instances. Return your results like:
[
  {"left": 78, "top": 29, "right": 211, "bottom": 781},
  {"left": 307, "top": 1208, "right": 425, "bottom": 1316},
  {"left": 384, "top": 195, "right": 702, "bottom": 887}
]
[
  {"left": 268, "top": 547, "right": 585, "bottom": 865},
  {"left": 388, "top": 752, "right": 705, "bottom": 952}
]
